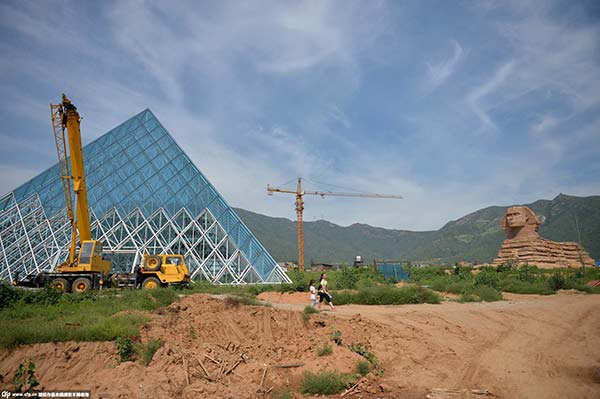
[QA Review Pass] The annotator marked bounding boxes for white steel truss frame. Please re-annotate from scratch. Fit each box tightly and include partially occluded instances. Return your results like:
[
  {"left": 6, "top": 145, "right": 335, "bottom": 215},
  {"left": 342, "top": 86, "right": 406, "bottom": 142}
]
[{"left": 0, "top": 193, "right": 290, "bottom": 284}]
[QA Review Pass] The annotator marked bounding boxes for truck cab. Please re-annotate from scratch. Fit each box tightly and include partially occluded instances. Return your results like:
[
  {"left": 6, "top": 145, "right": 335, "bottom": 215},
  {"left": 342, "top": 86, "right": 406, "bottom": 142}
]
[{"left": 139, "top": 254, "right": 190, "bottom": 289}]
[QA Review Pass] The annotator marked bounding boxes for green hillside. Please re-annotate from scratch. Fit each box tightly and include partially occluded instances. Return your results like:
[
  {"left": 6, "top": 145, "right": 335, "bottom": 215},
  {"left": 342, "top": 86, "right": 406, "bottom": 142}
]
[{"left": 235, "top": 194, "right": 600, "bottom": 265}]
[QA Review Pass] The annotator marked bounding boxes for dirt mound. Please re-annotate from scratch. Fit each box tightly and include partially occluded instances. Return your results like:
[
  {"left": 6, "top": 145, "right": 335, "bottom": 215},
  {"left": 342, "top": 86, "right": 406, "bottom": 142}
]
[{"left": 0, "top": 294, "right": 396, "bottom": 398}]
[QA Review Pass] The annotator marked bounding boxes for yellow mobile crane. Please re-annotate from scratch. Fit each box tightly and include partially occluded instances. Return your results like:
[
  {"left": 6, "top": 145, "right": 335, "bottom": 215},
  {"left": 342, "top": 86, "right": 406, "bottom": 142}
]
[{"left": 14, "top": 95, "right": 190, "bottom": 292}]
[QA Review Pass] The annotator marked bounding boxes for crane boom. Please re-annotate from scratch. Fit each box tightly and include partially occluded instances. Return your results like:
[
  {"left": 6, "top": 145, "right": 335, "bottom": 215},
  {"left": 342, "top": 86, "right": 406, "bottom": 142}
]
[{"left": 267, "top": 177, "right": 402, "bottom": 271}]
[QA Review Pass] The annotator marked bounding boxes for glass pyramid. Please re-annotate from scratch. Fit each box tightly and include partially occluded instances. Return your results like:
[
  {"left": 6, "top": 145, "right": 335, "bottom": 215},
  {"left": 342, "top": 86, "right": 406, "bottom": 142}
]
[{"left": 1, "top": 109, "right": 290, "bottom": 284}]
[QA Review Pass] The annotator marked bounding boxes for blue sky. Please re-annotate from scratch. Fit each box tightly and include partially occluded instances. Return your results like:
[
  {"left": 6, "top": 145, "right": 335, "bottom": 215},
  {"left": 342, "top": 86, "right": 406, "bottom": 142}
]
[{"left": 0, "top": 0, "right": 599, "bottom": 231}]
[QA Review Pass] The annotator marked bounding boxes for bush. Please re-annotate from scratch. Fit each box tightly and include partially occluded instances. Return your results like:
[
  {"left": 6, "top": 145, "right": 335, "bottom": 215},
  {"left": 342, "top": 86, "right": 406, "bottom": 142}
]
[
  {"left": 0, "top": 284, "right": 22, "bottom": 309},
  {"left": 348, "top": 343, "right": 378, "bottom": 365},
  {"left": 500, "top": 279, "right": 555, "bottom": 295},
  {"left": 474, "top": 272, "right": 500, "bottom": 289},
  {"left": 21, "top": 286, "right": 62, "bottom": 306},
  {"left": 300, "top": 370, "right": 356, "bottom": 395},
  {"left": 548, "top": 273, "right": 565, "bottom": 291},
  {"left": 333, "top": 285, "right": 440, "bottom": 305},
  {"left": 330, "top": 330, "right": 343, "bottom": 346},
  {"left": 316, "top": 343, "right": 332, "bottom": 356},
  {"left": 116, "top": 336, "right": 135, "bottom": 362},
  {"left": 355, "top": 360, "right": 371, "bottom": 376},
  {"left": 459, "top": 286, "right": 502, "bottom": 302},
  {"left": 337, "top": 267, "right": 359, "bottom": 290}
]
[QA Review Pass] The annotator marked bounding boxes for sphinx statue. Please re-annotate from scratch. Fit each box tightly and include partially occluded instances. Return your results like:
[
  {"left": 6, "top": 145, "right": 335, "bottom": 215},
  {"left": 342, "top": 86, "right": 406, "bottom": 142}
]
[{"left": 493, "top": 206, "right": 595, "bottom": 269}]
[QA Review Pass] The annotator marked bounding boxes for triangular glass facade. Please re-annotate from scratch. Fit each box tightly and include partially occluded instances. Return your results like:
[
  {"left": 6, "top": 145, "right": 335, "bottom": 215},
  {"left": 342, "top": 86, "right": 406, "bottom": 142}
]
[{"left": 1, "top": 109, "right": 290, "bottom": 284}]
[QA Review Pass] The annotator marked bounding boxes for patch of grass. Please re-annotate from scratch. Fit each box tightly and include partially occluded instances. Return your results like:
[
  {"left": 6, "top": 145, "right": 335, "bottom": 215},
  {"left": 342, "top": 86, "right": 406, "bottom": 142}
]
[
  {"left": 139, "top": 339, "right": 162, "bottom": 366},
  {"left": 459, "top": 286, "right": 503, "bottom": 303},
  {"left": 355, "top": 359, "right": 371, "bottom": 376},
  {"left": 300, "top": 370, "right": 356, "bottom": 395},
  {"left": 303, "top": 305, "right": 319, "bottom": 314},
  {"left": 0, "top": 288, "right": 178, "bottom": 348},
  {"left": 316, "top": 343, "right": 333, "bottom": 356},
  {"left": 333, "top": 285, "right": 441, "bottom": 305},
  {"left": 302, "top": 305, "right": 318, "bottom": 321}
]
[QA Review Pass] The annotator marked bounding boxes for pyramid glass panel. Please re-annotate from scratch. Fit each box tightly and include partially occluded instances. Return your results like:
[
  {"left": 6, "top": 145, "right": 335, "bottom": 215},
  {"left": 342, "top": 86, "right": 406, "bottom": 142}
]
[{"left": 0, "top": 109, "right": 290, "bottom": 284}]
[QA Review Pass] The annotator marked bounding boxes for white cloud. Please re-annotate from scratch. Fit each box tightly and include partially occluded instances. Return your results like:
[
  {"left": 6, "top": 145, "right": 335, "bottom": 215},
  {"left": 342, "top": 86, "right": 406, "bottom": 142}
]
[
  {"left": 466, "top": 60, "right": 515, "bottom": 132},
  {"left": 424, "top": 40, "right": 465, "bottom": 91}
]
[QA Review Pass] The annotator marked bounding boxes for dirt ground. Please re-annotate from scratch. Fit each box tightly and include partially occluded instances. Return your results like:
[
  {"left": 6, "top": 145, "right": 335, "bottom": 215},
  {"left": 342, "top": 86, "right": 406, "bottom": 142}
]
[{"left": 1, "top": 291, "right": 599, "bottom": 398}]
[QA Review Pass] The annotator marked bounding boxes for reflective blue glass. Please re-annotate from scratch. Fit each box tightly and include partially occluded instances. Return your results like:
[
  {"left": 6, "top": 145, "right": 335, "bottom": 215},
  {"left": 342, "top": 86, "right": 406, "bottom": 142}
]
[{"left": 8, "top": 109, "right": 280, "bottom": 280}]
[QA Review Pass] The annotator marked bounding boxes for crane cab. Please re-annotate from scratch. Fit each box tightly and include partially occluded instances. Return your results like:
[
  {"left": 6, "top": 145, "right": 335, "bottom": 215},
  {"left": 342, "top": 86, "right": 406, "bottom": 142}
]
[{"left": 57, "top": 240, "right": 111, "bottom": 274}]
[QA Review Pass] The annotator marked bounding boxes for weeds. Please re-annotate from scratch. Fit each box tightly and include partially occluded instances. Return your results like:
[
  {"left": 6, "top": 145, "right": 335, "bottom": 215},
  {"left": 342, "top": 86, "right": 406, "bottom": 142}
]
[
  {"left": 355, "top": 359, "right": 371, "bottom": 376},
  {"left": 13, "top": 361, "right": 39, "bottom": 393},
  {"left": 316, "top": 343, "right": 333, "bottom": 356},
  {"left": 330, "top": 330, "right": 343, "bottom": 346},
  {"left": 302, "top": 305, "right": 318, "bottom": 321},
  {"left": 300, "top": 370, "right": 356, "bottom": 395},
  {"left": 117, "top": 336, "right": 135, "bottom": 362},
  {"left": 139, "top": 339, "right": 162, "bottom": 366},
  {"left": 333, "top": 285, "right": 441, "bottom": 305},
  {"left": 224, "top": 295, "right": 271, "bottom": 308}
]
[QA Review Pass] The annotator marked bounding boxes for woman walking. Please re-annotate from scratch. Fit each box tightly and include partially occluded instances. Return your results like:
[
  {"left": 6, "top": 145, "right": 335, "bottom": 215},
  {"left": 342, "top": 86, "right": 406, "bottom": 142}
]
[{"left": 317, "top": 273, "right": 335, "bottom": 311}]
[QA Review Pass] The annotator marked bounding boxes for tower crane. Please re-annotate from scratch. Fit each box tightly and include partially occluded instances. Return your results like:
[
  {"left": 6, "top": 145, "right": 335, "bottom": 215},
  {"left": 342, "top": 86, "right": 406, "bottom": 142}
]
[{"left": 267, "top": 177, "right": 402, "bottom": 271}]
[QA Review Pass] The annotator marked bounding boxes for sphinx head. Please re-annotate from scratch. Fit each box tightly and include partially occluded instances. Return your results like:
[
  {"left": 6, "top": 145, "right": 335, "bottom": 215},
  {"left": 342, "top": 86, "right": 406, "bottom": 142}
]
[{"left": 502, "top": 206, "right": 540, "bottom": 240}]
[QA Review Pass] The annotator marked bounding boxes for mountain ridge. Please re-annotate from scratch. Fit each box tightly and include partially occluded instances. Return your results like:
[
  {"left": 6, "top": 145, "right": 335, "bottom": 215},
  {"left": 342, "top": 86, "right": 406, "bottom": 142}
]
[{"left": 234, "top": 193, "right": 600, "bottom": 264}]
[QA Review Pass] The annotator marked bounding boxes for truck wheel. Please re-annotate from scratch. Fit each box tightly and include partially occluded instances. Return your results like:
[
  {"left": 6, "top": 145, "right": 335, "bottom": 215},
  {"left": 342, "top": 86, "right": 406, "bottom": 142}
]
[
  {"left": 51, "top": 277, "right": 70, "bottom": 293},
  {"left": 142, "top": 277, "right": 160, "bottom": 290},
  {"left": 72, "top": 277, "right": 91, "bottom": 293},
  {"left": 144, "top": 255, "right": 162, "bottom": 271}
]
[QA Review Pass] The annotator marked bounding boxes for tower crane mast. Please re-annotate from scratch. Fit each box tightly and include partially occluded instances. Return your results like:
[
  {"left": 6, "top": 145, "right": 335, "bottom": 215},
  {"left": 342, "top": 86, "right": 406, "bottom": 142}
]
[{"left": 267, "top": 177, "right": 402, "bottom": 271}]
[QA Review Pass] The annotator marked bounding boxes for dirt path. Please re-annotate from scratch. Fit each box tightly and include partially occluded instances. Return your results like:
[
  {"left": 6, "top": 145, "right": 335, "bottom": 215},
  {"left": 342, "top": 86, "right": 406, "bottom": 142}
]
[{"left": 259, "top": 291, "right": 600, "bottom": 398}]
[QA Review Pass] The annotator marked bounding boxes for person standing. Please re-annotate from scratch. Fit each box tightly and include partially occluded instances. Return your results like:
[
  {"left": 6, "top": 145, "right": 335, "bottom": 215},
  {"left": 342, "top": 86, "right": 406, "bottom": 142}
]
[{"left": 317, "top": 273, "right": 335, "bottom": 311}]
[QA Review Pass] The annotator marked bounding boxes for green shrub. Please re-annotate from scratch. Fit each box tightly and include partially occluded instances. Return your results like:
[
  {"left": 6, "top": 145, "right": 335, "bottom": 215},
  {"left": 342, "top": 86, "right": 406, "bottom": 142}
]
[
  {"left": 333, "top": 285, "right": 440, "bottom": 305},
  {"left": 474, "top": 272, "right": 500, "bottom": 289},
  {"left": 337, "top": 267, "right": 359, "bottom": 290},
  {"left": 21, "top": 286, "right": 62, "bottom": 306},
  {"left": 0, "top": 284, "right": 22, "bottom": 309},
  {"left": 355, "top": 360, "right": 371, "bottom": 376},
  {"left": 300, "top": 370, "right": 356, "bottom": 395},
  {"left": 500, "top": 279, "right": 555, "bottom": 295},
  {"left": 548, "top": 273, "right": 565, "bottom": 291},
  {"left": 13, "top": 361, "right": 39, "bottom": 393},
  {"left": 459, "top": 286, "right": 502, "bottom": 302},
  {"left": 516, "top": 265, "right": 540, "bottom": 283},
  {"left": 348, "top": 343, "right": 378, "bottom": 365},
  {"left": 330, "top": 330, "right": 343, "bottom": 346},
  {"left": 316, "top": 343, "right": 333, "bottom": 356},
  {"left": 116, "top": 336, "right": 135, "bottom": 362}
]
